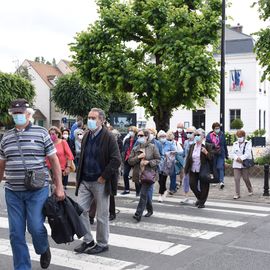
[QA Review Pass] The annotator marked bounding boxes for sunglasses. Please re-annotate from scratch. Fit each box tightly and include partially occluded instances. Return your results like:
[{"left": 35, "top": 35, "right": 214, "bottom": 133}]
[
  {"left": 186, "top": 132, "right": 193, "bottom": 134},
  {"left": 78, "top": 134, "right": 83, "bottom": 136},
  {"left": 137, "top": 134, "right": 144, "bottom": 137},
  {"left": 194, "top": 134, "right": 201, "bottom": 137}
]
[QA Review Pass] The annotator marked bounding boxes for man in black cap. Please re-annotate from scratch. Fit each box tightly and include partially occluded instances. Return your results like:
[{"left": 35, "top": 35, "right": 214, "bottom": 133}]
[{"left": 0, "top": 98, "right": 65, "bottom": 269}]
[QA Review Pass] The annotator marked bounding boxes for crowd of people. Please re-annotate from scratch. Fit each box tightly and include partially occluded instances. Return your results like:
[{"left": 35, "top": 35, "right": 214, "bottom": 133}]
[{"left": 0, "top": 98, "right": 254, "bottom": 269}]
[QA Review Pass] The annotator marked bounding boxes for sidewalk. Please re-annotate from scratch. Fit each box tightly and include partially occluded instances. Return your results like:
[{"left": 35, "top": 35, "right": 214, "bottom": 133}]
[{"left": 67, "top": 173, "right": 270, "bottom": 204}]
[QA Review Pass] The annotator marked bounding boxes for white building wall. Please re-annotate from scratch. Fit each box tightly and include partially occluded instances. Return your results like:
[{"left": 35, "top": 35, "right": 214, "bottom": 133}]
[
  {"left": 134, "top": 52, "right": 270, "bottom": 140},
  {"left": 22, "top": 60, "right": 50, "bottom": 128}
]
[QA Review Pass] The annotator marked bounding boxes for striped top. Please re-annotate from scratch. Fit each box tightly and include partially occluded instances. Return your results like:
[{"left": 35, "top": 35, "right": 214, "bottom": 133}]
[{"left": 0, "top": 123, "right": 56, "bottom": 191}]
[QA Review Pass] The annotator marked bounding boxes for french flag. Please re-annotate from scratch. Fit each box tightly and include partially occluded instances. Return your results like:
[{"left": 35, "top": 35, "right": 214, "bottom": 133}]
[{"left": 231, "top": 70, "right": 244, "bottom": 90}]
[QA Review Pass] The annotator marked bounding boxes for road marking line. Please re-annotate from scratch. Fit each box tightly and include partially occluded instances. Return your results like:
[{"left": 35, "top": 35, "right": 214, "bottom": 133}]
[
  {"left": 0, "top": 217, "right": 190, "bottom": 256},
  {"left": 110, "top": 220, "right": 222, "bottom": 240},
  {"left": 161, "top": 244, "right": 190, "bottom": 256},
  {"left": 117, "top": 207, "right": 246, "bottom": 228},
  {"left": 129, "top": 201, "right": 268, "bottom": 217},
  {"left": 0, "top": 238, "right": 148, "bottom": 270},
  {"left": 118, "top": 193, "right": 270, "bottom": 212}
]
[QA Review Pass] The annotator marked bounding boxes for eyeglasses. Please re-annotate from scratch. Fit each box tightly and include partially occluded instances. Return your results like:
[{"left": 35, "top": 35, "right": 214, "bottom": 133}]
[{"left": 137, "top": 134, "right": 144, "bottom": 137}]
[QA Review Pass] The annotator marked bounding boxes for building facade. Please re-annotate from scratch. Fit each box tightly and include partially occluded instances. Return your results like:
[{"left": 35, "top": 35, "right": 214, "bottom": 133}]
[{"left": 136, "top": 26, "right": 270, "bottom": 139}]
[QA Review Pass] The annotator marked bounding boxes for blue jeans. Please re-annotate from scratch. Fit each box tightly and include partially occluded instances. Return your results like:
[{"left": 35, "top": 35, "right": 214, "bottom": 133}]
[
  {"left": 5, "top": 187, "right": 49, "bottom": 270},
  {"left": 169, "top": 171, "right": 177, "bottom": 192}
]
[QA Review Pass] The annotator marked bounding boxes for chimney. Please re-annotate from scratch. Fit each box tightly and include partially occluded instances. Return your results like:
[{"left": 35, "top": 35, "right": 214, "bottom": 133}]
[{"left": 231, "top": 23, "right": 243, "bottom": 33}]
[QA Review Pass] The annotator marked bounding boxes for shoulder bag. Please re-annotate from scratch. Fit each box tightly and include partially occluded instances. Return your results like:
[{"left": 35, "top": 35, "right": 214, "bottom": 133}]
[
  {"left": 242, "top": 142, "right": 255, "bottom": 168},
  {"left": 140, "top": 169, "right": 156, "bottom": 185},
  {"left": 15, "top": 131, "right": 46, "bottom": 190}
]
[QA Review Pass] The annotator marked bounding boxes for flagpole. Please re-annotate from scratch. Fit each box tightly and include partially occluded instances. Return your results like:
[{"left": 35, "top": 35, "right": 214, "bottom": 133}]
[{"left": 220, "top": 0, "right": 226, "bottom": 131}]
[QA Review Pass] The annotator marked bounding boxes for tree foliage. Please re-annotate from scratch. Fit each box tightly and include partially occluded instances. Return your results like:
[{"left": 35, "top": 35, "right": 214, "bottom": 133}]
[
  {"left": 254, "top": 0, "right": 270, "bottom": 81},
  {"left": 0, "top": 72, "right": 35, "bottom": 126},
  {"left": 51, "top": 73, "right": 134, "bottom": 119},
  {"left": 71, "top": 0, "right": 221, "bottom": 130}
]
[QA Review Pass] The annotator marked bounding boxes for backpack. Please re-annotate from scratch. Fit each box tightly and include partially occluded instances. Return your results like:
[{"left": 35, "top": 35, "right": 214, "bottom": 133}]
[{"left": 159, "top": 151, "right": 176, "bottom": 176}]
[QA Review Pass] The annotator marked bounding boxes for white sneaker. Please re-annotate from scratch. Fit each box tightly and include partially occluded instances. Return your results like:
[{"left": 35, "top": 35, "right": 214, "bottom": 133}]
[
  {"left": 248, "top": 192, "right": 253, "bottom": 196},
  {"left": 233, "top": 194, "right": 240, "bottom": 199},
  {"left": 158, "top": 194, "right": 163, "bottom": 202},
  {"left": 219, "top": 183, "right": 225, "bottom": 189},
  {"left": 180, "top": 198, "right": 190, "bottom": 204}
]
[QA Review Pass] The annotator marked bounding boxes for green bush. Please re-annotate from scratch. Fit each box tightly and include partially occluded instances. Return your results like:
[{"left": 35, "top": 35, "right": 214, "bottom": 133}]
[
  {"left": 225, "top": 158, "right": 233, "bottom": 165},
  {"left": 255, "top": 155, "right": 270, "bottom": 165},
  {"left": 225, "top": 132, "right": 236, "bottom": 145},
  {"left": 253, "top": 129, "right": 266, "bottom": 137},
  {"left": 231, "top": 118, "right": 244, "bottom": 129}
]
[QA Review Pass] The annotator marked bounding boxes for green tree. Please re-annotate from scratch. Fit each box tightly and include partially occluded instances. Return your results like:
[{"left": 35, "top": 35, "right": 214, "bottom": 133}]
[
  {"left": 51, "top": 73, "right": 134, "bottom": 119},
  {"left": 70, "top": 0, "right": 221, "bottom": 130},
  {"left": 15, "top": 66, "right": 32, "bottom": 81},
  {"left": 254, "top": 0, "right": 270, "bottom": 81},
  {"left": 34, "top": 56, "right": 52, "bottom": 65},
  {"left": 0, "top": 72, "right": 35, "bottom": 127}
]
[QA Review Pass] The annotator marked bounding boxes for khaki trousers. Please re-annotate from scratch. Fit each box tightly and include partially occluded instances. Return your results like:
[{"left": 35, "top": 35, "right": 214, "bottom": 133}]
[{"left": 233, "top": 168, "right": 253, "bottom": 196}]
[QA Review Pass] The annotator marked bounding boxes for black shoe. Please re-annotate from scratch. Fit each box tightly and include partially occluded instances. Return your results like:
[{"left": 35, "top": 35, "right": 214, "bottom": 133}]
[
  {"left": 121, "top": 190, "right": 130, "bottom": 195},
  {"left": 198, "top": 204, "right": 205, "bottom": 209},
  {"left": 109, "top": 214, "right": 116, "bottom": 221},
  {"left": 89, "top": 217, "right": 95, "bottom": 225},
  {"left": 133, "top": 214, "right": 141, "bottom": 222},
  {"left": 74, "top": 241, "right": 95, "bottom": 253},
  {"left": 40, "top": 247, "right": 51, "bottom": 269},
  {"left": 85, "top": 245, "right": 109, "bottom": 254},
  {"left": 195, "top": 200, "right": 200, "bottom": 206},
  {"left": 144, "top": 211, "right": 153, "bottom": 217},
  {"left": 220, "top": 183, "right": 225, "bottom": 189}
]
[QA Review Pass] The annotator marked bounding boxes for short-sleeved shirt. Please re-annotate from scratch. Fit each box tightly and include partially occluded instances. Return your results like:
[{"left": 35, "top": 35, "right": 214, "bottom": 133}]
[{"left": 0, "top": 123, "right": 56, "bottom": 191}]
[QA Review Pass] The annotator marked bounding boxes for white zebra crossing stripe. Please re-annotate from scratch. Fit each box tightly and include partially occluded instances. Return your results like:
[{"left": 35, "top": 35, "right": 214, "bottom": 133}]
[
  {"left": 110, "top": 220, "right": 223, "bottom": 240},
  {"left": 0, "top": 217, "right": 190, "bottom": 256},
  {"left": 117, "top": 207, "right": 246, "bottom": 228},
  {"left": 118, "top": 193, "right": 270, "bottom": 212},
  {"left": 0, "top": 238, "right": 149, "bottom": 270},
  {"left": 129, "top": 200, "right": 269, "bottom": 217},
  {"left": 202, "top": 207, "right": 269, "bottom": 217}
]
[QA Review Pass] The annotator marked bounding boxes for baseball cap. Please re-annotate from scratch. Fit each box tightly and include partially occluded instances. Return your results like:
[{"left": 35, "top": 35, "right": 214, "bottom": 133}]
[{"left": 8, "top": 99, "right": 30, "bottom": 114}]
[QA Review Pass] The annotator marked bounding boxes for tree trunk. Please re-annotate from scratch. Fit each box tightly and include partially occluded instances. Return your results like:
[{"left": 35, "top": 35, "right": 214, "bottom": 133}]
[{"left": 153, "top": 108, "right": 171, "bottom": 132}]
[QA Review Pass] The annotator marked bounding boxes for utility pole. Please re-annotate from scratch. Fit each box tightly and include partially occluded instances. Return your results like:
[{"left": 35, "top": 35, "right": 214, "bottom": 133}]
[{"left": 220, "top": 0, "right": 226, "bottom": 131}]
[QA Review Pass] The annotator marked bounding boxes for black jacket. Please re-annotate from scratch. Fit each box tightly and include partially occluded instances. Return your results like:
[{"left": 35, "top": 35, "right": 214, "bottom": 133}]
[
  {"left": 76, "top": 127, "right": 121, "bottom": 196},
  {"left": 43, "top": 195, "right": 87, "bottom": 244}
]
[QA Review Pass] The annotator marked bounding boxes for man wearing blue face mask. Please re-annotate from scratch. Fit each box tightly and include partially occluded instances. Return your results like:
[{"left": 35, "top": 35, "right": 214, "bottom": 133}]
[
  {"left": 74, "top": 108, "right": 121, "bottom": 255},
  {"left": 0, "top": 98, "right": 65, "bottom": 270}
]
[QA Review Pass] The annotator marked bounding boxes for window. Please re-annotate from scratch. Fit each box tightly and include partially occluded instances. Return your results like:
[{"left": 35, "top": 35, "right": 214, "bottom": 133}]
[
  {"left": 259, "top": 110, "right": 261, "bottom": 130},
  {"left": 264, "top": 111, "right": 266, "bottom": 130},
  {"left": 230, "top": 70, "right": 243, "bottom": 91},
  {"left": 230, "top": 109, "right": 241, "bottom": 129}
]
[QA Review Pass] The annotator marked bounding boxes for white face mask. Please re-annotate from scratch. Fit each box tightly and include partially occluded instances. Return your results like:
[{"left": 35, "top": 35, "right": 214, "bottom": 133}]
[
  {"left": 129, "top": 131, "right": 135, "bottom": 137},
  {"left": 237, "top": 137, "right": 244, "bottom": 143},
  {"left": 78, "top": 134, "right": 83, "bottom": 140},
  {"left": 177, "top": 128, "right": 183, "bottom": 133},
  {"left": 62, "top": 134, "right": 69, "bottom": 139},
  {"left": 149, "top": 134, "right": 155, "bottom": 141}
]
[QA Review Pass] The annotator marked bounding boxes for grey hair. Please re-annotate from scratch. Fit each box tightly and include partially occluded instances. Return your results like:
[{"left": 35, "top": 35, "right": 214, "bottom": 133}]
[
  {"left": 90, "top": 108, "right": 106, "bottom": 122},
  {"left": 26, "top": 108, "right": 35, "bottom": 116},
  {"left": 196, "top": 128, "right": 205, "bottom": 136}
]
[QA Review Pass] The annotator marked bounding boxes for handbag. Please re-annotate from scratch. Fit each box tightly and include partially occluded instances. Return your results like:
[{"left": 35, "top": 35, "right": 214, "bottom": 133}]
[
  {"left": 140, "top": 169, "right": 156, "bottom": 185},
  {"left": 15, "top": 131, "right": 46, "bottom": 190},
  {"left": 199, "top": 160, "right": 219, "bottom": 184},
  {"left": 242, "top": 142, "right": 255, "bottom": 168}
]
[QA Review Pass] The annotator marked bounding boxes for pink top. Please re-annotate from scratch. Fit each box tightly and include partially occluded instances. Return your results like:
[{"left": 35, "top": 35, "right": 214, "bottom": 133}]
[
  {"left": 47, "top": 139, "right": 74, "bottom": 171},
  {"left": 191, "top": 143, "right": 201, "bottom": 173}
]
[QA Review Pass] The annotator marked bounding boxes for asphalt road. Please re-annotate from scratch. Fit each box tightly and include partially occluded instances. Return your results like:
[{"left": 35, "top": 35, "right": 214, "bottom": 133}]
[{"left": 0, "top": 183, "right": 270, "bottom": 270}]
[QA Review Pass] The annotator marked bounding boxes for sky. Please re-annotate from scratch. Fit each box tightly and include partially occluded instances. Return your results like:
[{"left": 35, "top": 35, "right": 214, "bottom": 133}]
[{"left": 0, "top": 0, "right": 269, "bottom": 73}]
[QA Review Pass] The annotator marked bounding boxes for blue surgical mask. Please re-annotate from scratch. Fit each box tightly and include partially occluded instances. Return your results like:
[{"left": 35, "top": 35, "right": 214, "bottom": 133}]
[
  {"left": 187, "top": 133, "right": 193, "bottom": 139},
  {"left": 87, "top": 119, "right": 97, "bottom": 130},
  {"left": 214, "top": 129, "right": 220, "bottom": 134},
  {"left": 194, "top": 135, "right": 201, "bottom": 142},
  {"left": 159, "top": 138, "right": 166, "bottom": 143},
  {"left": 137, "top": 137, "right": 145, "bottom": 144},
  {"left": 12, "top": 114, "right": 27, "bottom": 126}
]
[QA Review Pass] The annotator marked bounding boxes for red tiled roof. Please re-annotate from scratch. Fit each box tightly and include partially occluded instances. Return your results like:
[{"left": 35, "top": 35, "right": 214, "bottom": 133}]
[{"left": 26, "top": 60, "right": 63, "bottom": 88}]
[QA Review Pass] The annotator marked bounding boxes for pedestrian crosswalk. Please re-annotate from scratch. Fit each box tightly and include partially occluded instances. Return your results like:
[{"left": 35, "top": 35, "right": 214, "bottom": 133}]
[{"left": 0, "top": 194, "right": 269, "bottom": 270}]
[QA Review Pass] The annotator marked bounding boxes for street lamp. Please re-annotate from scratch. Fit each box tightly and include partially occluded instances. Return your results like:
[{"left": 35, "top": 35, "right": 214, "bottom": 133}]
[{"left": 220, "top": 0, "right": 226, "bottom": 131}]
